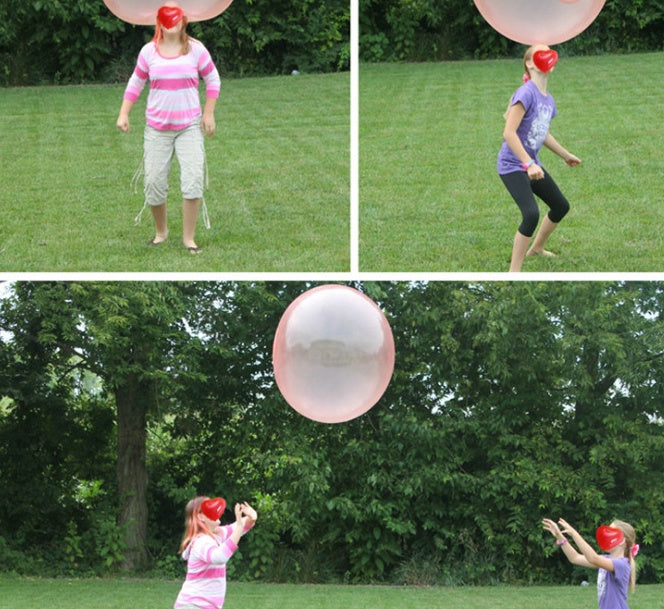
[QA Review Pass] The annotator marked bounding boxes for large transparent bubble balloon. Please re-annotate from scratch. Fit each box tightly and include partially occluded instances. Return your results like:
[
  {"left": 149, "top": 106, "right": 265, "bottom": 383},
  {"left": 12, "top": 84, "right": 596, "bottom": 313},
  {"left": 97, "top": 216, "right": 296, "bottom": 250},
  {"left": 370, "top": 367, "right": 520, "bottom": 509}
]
[
  {"left": 103, "top": 0, "right": 234, "bottom": 25},
  {"left": 273, "top": 285, "right": 395, "bottom": 424},
  {"left": 473, "top": 0, "right": 606, "bottom": 45}
]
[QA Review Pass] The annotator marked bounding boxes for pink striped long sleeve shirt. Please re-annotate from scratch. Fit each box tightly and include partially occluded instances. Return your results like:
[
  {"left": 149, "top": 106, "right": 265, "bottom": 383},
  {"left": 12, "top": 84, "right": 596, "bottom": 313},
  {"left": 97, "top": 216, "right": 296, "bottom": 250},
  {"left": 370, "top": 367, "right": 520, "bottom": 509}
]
[
  {"left": 124, "top": 39, "right": 220, "bottom": 131},
  {"left": 174, "top": 523, "right": 253, "bottom": 609}
]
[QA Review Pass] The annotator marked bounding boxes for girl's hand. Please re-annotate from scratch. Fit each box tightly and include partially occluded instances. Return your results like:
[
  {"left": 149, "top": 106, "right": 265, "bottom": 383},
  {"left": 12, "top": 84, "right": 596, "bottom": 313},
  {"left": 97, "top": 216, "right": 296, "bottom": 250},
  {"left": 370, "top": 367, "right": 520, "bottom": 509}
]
[
  {"left": 527, "top": 163, "right": 545, "bottom": 181},
  {"left": 565, "top": 154, "right": 581, "bottom": 167},
  {"left": 201, "top": 113, "right": 216, "bottom": 137},
  {"left": 557, "top": 518, "right": 578, "bottom": 537},
  {"left": 241, "top": 502, "right": 258, "bottom": 523},
  {"left": 233, "top": 503, "right": 244, "bottom": 532},
  {"left": 116, "top": 114, "right": 130, "bottom": 133},
  {"left": 542, "top": 518, "right": 564, "bottom": 541}
]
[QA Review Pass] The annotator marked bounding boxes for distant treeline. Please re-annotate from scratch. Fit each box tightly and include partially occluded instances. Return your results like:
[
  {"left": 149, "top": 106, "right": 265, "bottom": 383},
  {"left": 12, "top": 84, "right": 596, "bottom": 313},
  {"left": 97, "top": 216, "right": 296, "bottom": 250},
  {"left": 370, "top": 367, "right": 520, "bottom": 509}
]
[
  {"left": 360, "top": 0, "right": 664, "bottom": 62},
  {"left": 0, "top": 0, "right": 349, "bottom": 85},
  {"left": 2, "top": 1, "right": 662, "bottom": 85}
]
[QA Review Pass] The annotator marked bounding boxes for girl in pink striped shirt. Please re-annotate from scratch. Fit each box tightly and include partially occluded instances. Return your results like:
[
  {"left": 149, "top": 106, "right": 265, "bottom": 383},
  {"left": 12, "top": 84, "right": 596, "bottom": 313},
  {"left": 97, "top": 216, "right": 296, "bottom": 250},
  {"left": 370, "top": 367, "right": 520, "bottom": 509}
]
[
  {"left": 174, "top": 496, "right": 257, "bottom": 609},
  {"left": 116, "top": 4, "right": 221, "bottom": 253}
]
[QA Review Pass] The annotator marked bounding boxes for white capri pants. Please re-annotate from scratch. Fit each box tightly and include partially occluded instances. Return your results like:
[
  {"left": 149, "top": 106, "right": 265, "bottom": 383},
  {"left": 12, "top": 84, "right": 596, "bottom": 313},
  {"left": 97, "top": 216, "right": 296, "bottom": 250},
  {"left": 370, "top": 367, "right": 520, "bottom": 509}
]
[{"left": 143, "top": 118, "right": 205, "bottom": 206}]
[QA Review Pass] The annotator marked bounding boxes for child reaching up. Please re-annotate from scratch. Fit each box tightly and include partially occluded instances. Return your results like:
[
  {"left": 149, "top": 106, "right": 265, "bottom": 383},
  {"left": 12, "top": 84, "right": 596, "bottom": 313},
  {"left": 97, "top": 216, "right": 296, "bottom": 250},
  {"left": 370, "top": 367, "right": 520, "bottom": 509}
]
[
  {"left": 174, "top": 496, "right": 257, "bottom": 609},
  {"left": 542, "top": 517, "right": 638, "bottom": 609}
]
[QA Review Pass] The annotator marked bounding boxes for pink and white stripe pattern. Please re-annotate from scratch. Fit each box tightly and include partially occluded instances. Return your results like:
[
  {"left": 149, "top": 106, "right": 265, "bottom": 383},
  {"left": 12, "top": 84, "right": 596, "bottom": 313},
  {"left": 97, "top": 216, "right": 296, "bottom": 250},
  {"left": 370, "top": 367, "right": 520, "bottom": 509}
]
[
  {"left": 174, "top": 522, "right": 254, "bottom": 609},
  {"left": 124, "top": 39, "right": 220, "bottom": 131}
]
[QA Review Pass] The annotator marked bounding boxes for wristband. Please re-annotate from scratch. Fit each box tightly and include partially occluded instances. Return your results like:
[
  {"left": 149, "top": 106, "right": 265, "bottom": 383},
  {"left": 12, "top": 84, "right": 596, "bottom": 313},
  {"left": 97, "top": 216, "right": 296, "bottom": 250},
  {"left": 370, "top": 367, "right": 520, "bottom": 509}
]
[
  {"left": 556, "top": 538, "right": 567, "bottom": 546},
  {"left": 521, "top": 159, "right": 535, "bottom": 171}
]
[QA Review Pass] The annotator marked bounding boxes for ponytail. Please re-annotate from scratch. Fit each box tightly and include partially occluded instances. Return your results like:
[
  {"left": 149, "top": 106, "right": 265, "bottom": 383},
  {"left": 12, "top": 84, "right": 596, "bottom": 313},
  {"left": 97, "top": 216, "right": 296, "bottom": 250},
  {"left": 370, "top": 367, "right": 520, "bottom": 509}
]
[
  {"left": 503, "top": 45, "right": 537, "bottom": 120},
  {"left": 612, "top": 520, "right": 637, "bottom": 593}
]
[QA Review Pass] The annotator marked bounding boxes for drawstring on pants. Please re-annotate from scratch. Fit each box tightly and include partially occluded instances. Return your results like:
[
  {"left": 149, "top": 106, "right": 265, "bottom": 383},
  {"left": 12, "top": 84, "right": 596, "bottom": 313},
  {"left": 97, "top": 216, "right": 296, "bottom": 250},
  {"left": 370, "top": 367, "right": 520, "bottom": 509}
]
[{"left": 130, "top": 148, "right": 211, "bottom": 229}]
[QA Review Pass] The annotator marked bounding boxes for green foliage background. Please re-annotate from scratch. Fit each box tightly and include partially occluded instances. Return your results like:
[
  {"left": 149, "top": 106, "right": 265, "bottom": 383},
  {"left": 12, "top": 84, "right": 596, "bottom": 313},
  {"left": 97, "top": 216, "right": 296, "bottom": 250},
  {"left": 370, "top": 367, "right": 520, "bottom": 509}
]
[
  {"left": 1, "top": 281, "right": 663, "bottom": 584},
  {"left": 359, "top": 0, "right": 664, "bottom": 63},
  {"left": 0, "top": 0, "right": 350, "bottom": 85},
  {"left": 2, "top": 1, "right": 663, "bottom": 85}
]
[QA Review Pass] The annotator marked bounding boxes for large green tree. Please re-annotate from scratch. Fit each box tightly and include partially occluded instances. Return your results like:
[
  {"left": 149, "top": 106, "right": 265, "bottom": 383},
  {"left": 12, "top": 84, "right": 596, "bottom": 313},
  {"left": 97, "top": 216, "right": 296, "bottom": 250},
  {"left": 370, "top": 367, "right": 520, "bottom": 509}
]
[{"left": 0, "top": 282, "right": 205, "bottom": 570}]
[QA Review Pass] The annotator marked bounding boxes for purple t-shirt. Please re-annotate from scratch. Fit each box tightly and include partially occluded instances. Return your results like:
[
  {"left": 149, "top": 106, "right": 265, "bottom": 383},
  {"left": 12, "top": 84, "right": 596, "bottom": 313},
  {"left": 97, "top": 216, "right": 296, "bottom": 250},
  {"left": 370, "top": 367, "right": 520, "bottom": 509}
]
[
  {"left": 497, "top": 80, "right": 557, "bottom": 175},
  {"left": 597, "top": 557, "right": 630, "bottom": 609}
]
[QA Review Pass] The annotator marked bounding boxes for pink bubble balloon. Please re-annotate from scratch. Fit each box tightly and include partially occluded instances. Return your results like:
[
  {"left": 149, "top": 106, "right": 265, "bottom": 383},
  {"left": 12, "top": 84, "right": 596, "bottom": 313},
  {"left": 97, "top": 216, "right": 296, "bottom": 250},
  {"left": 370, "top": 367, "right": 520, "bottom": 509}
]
[
  {"left": 103, "top": 0, "right": 234, "bottom": 25},
  {"left": 273, "top": 285, "right": 395, "bottom": 424},
  {"left": 473, "top": 0, "right": 606, "bottom": 45}
]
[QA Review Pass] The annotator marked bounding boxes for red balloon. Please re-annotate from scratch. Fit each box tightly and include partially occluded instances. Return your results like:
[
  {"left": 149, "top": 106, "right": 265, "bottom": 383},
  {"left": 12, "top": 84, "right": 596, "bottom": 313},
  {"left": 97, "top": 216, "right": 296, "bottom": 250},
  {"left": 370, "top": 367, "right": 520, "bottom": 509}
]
[
  {"left": 596, "top": 525, "right": 624, "bottom": 551},
  {"left": 103, "top": 0, "right": 234, "bottom": 26},
  {"left": 533, "top": 49, "right": 559, "bottom": 73},
  {"left": 273, "top": 285, "right": 395, "bottom": 424},
  {"left": 157, "top": 5, "right": 184, "bottom": 28},
  {"left": 473, "top": 0, "right": 606, "bottom": 45},
  {"left": 201, "top": 497, "right": 226, "bottom": 520}
]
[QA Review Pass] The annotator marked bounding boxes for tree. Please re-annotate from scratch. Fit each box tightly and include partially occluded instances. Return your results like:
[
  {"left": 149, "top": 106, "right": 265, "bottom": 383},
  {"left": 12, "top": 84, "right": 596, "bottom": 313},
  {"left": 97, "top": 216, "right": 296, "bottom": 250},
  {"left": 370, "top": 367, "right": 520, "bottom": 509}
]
[
  {"left": 1, "top": 281, "right": 662, "bottom": 582},
  {"left": 0, "top": 282, "right": 203, "bottom": 570}
]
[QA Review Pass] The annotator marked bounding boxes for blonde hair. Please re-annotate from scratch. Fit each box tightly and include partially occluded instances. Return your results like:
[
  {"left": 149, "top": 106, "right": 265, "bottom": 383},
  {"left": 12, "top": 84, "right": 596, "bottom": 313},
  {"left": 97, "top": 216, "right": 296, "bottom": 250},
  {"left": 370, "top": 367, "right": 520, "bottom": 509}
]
[
  {"left": 179, "top": 496, "right": 215, "bottom": 553},
  {"left": 153, "top": 16, "right": 191, "bottom": 56},
  {"left": 611, "top": 520, "right": 637, "bottom": 593},
  {"left": 503, "top": 45, "right": 539, "bottom": 120}
]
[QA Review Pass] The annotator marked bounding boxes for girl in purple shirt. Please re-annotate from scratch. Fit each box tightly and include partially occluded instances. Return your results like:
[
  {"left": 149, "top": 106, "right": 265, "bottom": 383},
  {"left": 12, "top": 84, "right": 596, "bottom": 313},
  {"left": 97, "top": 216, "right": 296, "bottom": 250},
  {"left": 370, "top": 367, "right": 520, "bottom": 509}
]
[
  {"left": 498, "top": 44, "right": 581, "bottom": 271},
  {"left": 543, "top": 518, "right": 638, "bottom": 609}
]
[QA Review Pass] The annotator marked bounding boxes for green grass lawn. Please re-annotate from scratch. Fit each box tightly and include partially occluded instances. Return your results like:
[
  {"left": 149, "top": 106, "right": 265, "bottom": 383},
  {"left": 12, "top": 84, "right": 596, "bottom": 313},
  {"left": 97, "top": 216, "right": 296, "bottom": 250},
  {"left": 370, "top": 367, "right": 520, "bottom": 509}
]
[
  {"left": 0, "top": 72, "right": 349, "bottom": 272},
  {"left": 359, "top": 52, "right": 664, "bottom": 272},
  {"left": 1, "top": 579, "right": 662, "bottom": 609}
]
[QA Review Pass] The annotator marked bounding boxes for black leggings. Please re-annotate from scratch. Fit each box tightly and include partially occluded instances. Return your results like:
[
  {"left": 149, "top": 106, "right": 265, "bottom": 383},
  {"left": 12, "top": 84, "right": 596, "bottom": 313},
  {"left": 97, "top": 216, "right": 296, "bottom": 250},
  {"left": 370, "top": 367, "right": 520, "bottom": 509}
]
[{"left": 500, "top": 169, "right": 570, "bottom": 238}]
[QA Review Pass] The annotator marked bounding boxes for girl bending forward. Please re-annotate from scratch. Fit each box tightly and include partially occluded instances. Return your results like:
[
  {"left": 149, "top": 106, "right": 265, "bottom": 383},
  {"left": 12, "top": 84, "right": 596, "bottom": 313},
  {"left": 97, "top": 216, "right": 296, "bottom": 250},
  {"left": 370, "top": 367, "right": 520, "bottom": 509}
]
[{"left": 497, "top": 45, "right": 581, "bottom": 272}]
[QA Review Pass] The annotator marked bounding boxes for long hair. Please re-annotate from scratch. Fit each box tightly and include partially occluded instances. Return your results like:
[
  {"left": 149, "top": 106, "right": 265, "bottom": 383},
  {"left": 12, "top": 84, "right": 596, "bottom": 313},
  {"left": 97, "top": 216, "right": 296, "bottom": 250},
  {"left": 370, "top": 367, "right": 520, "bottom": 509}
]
[
  {"left": 612, "top": 520, "right": 637, "bottom": 593},
  {"left": 522, "top": 45, "right": 536, "bottom": 83},
  {"left": 152, "top": 16, "right": 191, "bottom": 56},
  {"left": 503, "top": 45, "right": 538, "bottom": 120},
  {"left": 179, "top": 496, "right": 213, "bottom": 554}
]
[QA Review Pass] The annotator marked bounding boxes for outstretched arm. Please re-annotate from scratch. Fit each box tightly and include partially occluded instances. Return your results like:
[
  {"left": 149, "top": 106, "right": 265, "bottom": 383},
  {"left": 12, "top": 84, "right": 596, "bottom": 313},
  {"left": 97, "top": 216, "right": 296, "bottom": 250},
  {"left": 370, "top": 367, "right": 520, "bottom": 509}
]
[
  {"left": 558, "top": 519, "right": 615, "bottom": 572},
  {"left": 542, "top": 518, "right": 596, "bottom": 568}
]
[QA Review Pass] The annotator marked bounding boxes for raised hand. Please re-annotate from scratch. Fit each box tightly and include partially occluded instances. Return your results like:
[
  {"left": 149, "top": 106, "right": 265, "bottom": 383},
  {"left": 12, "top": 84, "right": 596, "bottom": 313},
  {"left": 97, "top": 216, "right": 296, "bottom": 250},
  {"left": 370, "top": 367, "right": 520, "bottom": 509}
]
[
  {"left": 240, "top": 502, "right": 257, "bottom": 525},
  {"left": 542, "top": 518, "right": 564, "bottom": 540}
]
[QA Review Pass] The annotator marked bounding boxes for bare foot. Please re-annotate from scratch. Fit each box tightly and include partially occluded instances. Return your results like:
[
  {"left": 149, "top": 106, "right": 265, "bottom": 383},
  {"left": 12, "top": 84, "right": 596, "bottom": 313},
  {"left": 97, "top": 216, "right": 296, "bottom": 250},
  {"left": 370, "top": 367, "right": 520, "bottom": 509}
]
[
  {"left": 149, "top": 232, "right": 169, "bottom": 246},
  {"left": 527, "top": 248, "right": 556, "bottom": 258}
]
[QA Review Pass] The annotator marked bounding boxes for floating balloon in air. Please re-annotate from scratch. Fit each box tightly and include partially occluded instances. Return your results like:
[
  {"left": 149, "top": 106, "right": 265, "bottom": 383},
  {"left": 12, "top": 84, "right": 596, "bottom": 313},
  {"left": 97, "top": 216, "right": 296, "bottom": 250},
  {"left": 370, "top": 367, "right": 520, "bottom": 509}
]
[
  {"left": 273, "top": 285, "right": 395, "bottom": 424},
  {"left": 103, "top": 0, "right": 234, "bottom": 25},
  {"left": 201, "top": 497, "right": 226, "bottom": 520},
  {"left": 596, "top": 525, "right": 624, "bottom": 551},
  {"left": 473, "top": 0, "right": 606, "bottom": 45}
]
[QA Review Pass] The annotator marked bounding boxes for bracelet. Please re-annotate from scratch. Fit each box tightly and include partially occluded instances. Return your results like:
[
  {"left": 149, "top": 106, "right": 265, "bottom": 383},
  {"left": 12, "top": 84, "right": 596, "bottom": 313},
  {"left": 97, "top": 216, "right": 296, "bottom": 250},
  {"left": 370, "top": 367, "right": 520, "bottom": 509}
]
[
  {"left": 521, "top": 159, "right": 535, "bottom": 171},
  {"left": 556, "top": 538, "right": 567, "bottom": 546}
]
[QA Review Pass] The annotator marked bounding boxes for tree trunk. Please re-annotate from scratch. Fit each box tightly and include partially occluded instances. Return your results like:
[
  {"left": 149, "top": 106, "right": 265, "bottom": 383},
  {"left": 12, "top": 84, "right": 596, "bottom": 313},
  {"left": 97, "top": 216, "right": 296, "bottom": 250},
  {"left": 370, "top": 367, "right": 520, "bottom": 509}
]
[{"left": 115, "top": 373, "right": 151, "bottom": 571}]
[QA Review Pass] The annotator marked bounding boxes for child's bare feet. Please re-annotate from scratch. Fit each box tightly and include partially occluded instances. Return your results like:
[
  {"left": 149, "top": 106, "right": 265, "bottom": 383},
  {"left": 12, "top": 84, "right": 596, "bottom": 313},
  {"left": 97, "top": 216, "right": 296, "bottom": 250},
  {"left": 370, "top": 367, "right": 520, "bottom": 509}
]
[
  {"left": 149, "top": 232, "right": 169, "bottom": 246},
  {"left": 527, "top": 248, "right": 556, "bottom": 258}
]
